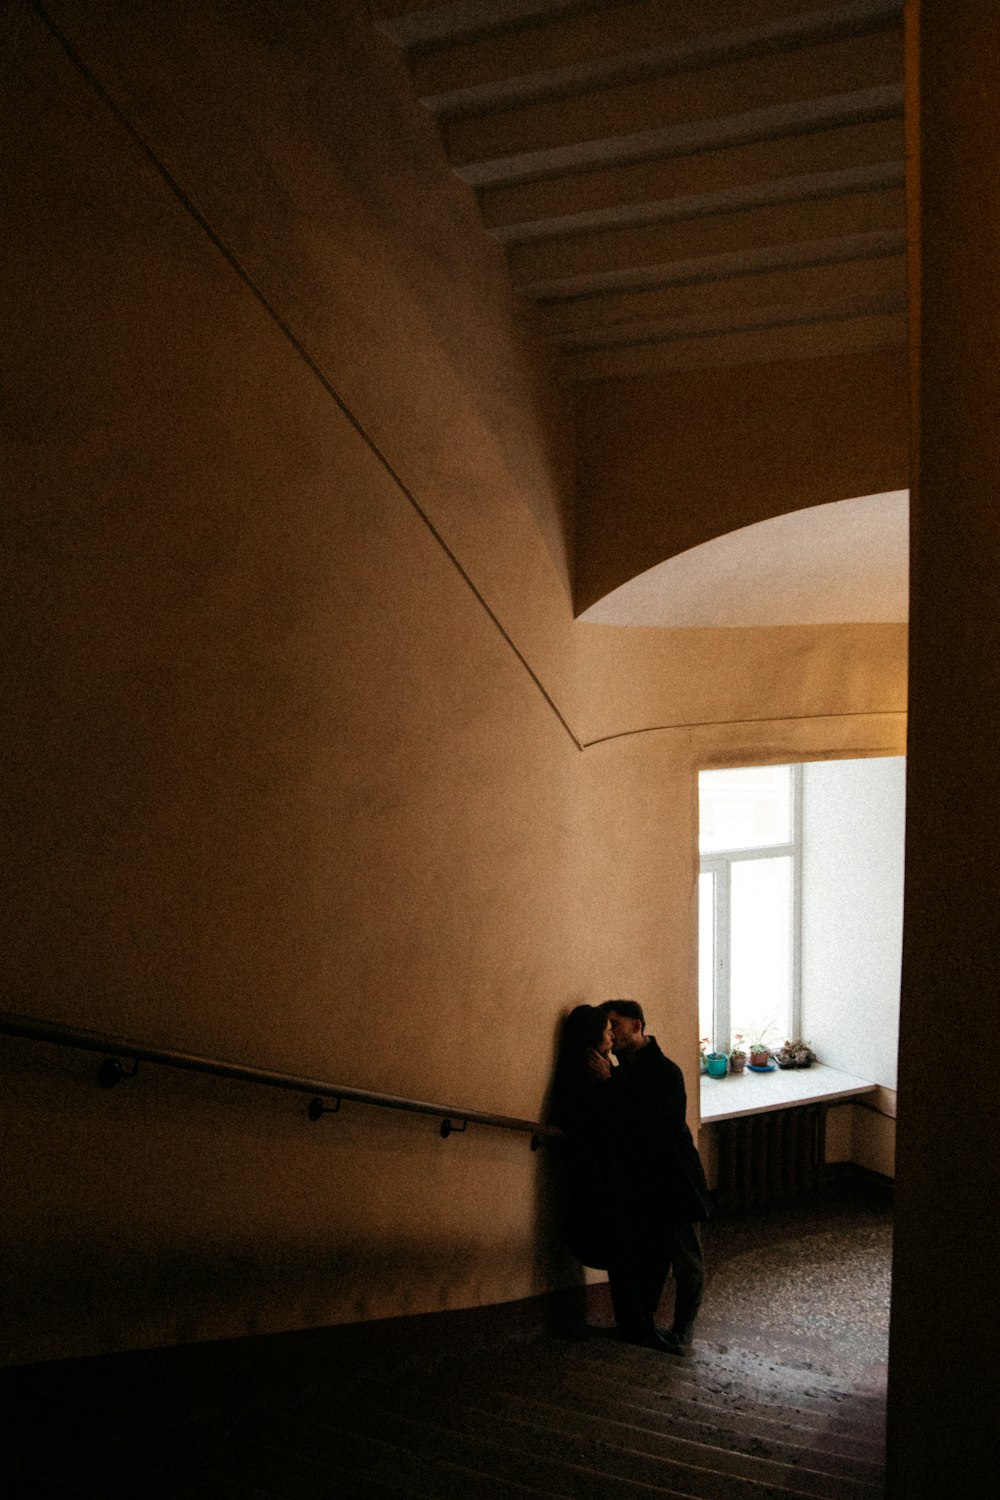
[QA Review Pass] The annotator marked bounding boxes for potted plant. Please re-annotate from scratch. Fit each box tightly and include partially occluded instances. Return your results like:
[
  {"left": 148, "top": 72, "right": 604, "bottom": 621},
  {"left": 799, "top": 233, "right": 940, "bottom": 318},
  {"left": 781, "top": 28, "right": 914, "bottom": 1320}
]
[
  {"left": 706, "top": 1050, "right": 728, "bottom": 1078},
  {"left": 747, "top": 1022, "right": 774, "bottom": 1068},
  {"left": 728, "top": 1034, "right": 747, "bottom": 1073},
  {"left": 699, "top": 1037, "right": 710, "bottom": 1074},
  {"left": 775, "top": 1038, "right": 817, "bottom": 1069}
]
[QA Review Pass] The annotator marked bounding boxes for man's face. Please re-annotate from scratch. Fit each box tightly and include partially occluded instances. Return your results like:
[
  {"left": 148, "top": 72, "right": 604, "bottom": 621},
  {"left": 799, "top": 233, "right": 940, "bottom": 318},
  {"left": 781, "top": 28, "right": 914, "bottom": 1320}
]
[{"left": 606, "top": 1009, "right": 643, "bottom": 1056}]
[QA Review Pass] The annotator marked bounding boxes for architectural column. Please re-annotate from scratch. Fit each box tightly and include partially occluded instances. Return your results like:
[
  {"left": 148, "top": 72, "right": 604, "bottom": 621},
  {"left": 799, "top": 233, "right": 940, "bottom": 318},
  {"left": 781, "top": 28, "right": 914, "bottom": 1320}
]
[{"left": 888, "top": 2, "right": 1000, "bottom": 1493}]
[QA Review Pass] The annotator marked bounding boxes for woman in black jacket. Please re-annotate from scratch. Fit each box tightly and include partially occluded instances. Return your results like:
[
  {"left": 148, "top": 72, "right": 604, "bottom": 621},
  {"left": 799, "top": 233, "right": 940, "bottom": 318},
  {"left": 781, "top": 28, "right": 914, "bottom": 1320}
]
[{"left": 550, "top": 1005, "right": 621, "bottom": 1273}]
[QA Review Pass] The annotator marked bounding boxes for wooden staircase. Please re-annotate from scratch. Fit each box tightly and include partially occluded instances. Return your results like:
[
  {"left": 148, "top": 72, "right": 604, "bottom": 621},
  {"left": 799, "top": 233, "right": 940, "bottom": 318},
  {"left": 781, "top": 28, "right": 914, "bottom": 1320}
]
[
  {"left": 272, "top": 1332, "right": 885, "bottom": 1499},
  {"left": 5, "top": 1309, "right": 886, "bottom": 1500},
  {"left": 5, "top": 1181, "right": 891, "bottom": 1497}
]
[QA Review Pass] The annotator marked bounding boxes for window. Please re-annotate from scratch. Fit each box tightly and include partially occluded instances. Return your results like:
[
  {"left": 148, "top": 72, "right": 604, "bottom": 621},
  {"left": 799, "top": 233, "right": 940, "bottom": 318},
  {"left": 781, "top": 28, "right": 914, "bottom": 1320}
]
[
  {"left": 698, "top": 765, "right": 800, "bottom": 1053},
  {"left": 698, "top": 757, "right": 905, "bottom": 1088}
]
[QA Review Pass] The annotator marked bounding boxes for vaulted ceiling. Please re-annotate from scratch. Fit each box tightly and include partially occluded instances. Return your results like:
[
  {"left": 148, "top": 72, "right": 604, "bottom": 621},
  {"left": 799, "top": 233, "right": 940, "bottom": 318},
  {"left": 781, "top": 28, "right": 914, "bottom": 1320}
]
[
  {"left": 373, "top": 0, "right": 906, "bottom": 385},
  {"left": 372, "top": 1, "right": 909, "bottom": 624},
  {"left": 580, "top": 488, "right": 908, "bottom": 625}
]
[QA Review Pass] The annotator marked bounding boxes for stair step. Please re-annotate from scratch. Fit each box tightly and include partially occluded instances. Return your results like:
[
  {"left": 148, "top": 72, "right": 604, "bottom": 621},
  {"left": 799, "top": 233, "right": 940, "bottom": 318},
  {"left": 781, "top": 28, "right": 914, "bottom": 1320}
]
[
  {"left": 325, "top": 1398, "right": 878, "bottom": 1500},
  {"left": 557, "top": 1338, "right": 886, "bottom": 1430},
  {"left": 222, "top": 1417, "right": 566, "bottom": 1500},
  {"left": 281, "top": 1412, "right": 654, "bottom": 1498},
  {"left": 662, "top": 1338, "right": 886, "bottom": 1402},
  {"left": 440, "top": 1346, "right": 884, "bottom": 1465},
  {"left": 325, "top": 1405, "right": 744, "bottom": 1499},
  {"left": 416, "top": 1372, "right": 883, "bottom": 1500},
  {"left": 438, "top": 1361, "right": 883, "bottom": 1484},
  {"left": 388, "top": 1379, "right": 880, "bottom": 1500},
  {"left": 456, "top": 1341, "right": 886, "bottom": 1446},
  {"left": 540, "top": 1333, "right": 881, "bottom": 1399}
]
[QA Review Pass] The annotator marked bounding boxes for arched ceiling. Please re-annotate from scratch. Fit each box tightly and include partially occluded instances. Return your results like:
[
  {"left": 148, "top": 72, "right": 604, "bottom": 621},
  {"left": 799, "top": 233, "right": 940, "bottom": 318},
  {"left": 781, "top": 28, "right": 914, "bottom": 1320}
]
[
  {"left": 374, "top": 0, "right": 907, "bottom": 382},
  {"left": 374, "top": 3, "right": 911, "bottom": 628},
  {"left": 579, "top": 490, "right": 908, "bottom": 625}
]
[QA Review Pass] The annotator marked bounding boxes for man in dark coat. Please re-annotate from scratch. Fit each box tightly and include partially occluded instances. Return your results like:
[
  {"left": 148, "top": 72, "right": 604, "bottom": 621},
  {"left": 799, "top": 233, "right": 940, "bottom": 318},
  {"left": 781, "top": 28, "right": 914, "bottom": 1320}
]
[{"left": 601, "top": 998, "right": 711, "bottom": 1355}]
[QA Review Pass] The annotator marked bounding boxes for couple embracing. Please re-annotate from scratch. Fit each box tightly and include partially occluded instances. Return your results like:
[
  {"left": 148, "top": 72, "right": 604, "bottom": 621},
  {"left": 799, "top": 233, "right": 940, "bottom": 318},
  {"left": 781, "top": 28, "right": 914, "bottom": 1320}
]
[{"left": 551, "top": 1000, "right": 711, "bottom": 1356}]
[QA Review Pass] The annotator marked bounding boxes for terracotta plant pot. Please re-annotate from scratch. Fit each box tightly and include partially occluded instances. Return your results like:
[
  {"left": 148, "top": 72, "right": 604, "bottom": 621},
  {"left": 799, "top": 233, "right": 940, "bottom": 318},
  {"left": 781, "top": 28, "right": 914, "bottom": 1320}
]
[{"left": 749, "top": 1050, "right": 771, "bottom": 1068}]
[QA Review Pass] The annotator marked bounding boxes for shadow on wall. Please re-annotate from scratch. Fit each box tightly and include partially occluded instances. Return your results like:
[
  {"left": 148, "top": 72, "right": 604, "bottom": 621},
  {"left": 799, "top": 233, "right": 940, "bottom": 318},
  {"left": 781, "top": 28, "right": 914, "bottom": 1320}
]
[
  {"left": 3, "top": 1220, "right": 566, "bottom": 1368},
  {"left": 532, "top": 1008, "right": 589, "bottom": 1331},
  {"left": 0, "top": 1029, "right": 574, "bottom": 1367}
]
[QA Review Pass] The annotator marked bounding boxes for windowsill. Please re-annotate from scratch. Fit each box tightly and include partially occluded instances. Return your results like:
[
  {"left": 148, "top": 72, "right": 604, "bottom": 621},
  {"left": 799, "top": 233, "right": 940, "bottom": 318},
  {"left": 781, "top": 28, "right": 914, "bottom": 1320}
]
[{"left": 699, "top": 1062, "right": 878, "bottom": 1124}]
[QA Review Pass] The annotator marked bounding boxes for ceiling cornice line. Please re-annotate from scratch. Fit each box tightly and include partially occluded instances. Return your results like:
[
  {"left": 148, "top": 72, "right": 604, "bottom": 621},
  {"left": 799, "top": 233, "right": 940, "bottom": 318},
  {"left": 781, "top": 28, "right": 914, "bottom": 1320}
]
[{"left": 580, "top": 709, "right": 907, "bottom": 751}]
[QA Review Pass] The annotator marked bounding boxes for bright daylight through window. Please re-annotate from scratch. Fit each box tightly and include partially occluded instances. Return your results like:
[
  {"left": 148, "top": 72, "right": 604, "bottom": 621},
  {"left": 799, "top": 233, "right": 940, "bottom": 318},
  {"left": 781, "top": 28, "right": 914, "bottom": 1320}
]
[{"left": 698, "top": 765, "right": 799, "bottom": 1056}]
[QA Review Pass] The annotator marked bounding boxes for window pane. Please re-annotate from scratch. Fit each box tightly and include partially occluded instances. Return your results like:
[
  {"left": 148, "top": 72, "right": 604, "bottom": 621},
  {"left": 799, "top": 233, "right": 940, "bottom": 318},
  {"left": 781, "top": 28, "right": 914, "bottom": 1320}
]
[
  {"left": 699, "top": 765, "right": 792, "bottom": 853},
  {"left": 698, "top": 871, "right": 715, "bottom": 1047},
  {"left": 730, "top": 856, "right": 792, "bottom": 1044}
]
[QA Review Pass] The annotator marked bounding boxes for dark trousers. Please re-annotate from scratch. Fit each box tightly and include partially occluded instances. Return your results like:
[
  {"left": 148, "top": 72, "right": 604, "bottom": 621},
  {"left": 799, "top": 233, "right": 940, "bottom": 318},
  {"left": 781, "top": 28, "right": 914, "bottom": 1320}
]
[{"left": 608, "top": 1220, "right": 704, "bottom": 1338}]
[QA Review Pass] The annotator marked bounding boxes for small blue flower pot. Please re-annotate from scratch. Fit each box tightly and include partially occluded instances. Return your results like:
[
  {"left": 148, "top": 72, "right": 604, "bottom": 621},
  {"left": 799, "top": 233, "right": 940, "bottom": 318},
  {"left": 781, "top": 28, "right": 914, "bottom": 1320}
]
[{"left": 706, "top": 1053, "right": 728, "bottom": 1078}]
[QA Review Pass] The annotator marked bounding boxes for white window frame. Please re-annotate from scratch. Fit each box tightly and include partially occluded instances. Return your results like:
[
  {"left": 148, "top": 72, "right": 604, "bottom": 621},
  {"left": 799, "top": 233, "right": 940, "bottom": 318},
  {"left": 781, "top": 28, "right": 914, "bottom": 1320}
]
[{"left": 699, "top": 764, "right": 803, "bottom": 1054}]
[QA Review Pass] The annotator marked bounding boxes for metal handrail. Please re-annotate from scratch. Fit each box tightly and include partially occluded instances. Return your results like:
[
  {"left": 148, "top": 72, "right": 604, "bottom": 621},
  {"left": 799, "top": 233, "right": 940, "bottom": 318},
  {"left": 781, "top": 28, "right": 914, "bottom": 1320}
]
[{"left": 0, "top": 1009, "right": 560, "bottom": 1147}]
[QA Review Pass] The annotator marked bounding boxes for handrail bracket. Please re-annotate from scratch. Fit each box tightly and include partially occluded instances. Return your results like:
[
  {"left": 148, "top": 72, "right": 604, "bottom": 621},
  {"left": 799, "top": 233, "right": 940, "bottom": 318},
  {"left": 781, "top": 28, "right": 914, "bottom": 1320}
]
[
  {"left": 308, "top": 1095, "right": 342, "bottom": 1122},
  {"left": 98, "top": 1056, "right": 140, "bottom": 1089}
]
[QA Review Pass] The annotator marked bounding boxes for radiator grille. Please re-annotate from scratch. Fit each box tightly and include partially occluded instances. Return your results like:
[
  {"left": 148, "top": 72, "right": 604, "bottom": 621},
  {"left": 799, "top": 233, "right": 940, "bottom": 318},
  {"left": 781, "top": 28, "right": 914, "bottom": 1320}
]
[{"left": 717, "top": 1104, "right": 826, "bottom": 1212}]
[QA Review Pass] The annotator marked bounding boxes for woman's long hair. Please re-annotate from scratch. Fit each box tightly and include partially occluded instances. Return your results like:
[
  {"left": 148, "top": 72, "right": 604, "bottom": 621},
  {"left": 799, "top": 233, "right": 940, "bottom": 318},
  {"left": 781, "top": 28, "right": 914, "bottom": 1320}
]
[{"left": 550, "top": 1004, "right": 608, "bottom": 1130}]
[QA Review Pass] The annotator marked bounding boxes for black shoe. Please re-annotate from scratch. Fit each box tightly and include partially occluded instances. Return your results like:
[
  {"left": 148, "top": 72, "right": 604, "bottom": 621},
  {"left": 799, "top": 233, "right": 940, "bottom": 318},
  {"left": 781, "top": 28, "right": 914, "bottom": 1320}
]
[
  {"left": 620, "top": 1324, "right": 674, "bottom": 1353},
  {"left": 656, "top": 1327, "right": 694, "bottom": 1357}
]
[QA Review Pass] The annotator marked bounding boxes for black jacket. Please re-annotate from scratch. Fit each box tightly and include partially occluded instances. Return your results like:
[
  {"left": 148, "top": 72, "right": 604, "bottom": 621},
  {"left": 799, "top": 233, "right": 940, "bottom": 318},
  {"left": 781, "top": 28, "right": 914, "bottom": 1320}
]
[
  {"left": 550, "top": 1064, "right": 628, "bottom": 1269},
  {"left": 609, "top": 1037, "right": 711, "bottom": 1226}
]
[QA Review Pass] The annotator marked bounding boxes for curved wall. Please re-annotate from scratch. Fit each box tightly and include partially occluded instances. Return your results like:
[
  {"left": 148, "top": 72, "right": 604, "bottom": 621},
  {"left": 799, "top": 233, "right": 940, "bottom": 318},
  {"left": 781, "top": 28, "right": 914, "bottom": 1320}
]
[
  {"left": 1, "top": 0, "right": 906, "bottom": 1365},
  {"left": 574, "top": 347, "right": 910, "bottom": 613}
]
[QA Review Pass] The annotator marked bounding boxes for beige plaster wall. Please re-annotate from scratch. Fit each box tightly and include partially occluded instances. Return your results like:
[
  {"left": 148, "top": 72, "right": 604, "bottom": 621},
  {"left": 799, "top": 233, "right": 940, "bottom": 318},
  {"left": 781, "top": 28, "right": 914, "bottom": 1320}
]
[
  {"left": 0, "top": 0, "right": 582, "bottom": 1364},
  {"left": 832, "top": 1101, "right": 897, "bottom": 1178},
  {"left": 1, "top": 0, "right": 907, "bottom": 1366},
  {"left": 852, "top": 1096, "right": 896, "bottom": 1179},
  {"left": 575, "top": 348, "right": 910, "bottom": 613}
]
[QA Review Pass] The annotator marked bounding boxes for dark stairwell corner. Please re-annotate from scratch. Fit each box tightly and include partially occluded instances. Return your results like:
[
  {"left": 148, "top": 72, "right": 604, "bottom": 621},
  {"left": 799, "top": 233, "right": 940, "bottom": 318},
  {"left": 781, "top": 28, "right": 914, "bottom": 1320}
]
[{"left": 2, "top": 1173, "right": 890, "bottom": 1499}]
